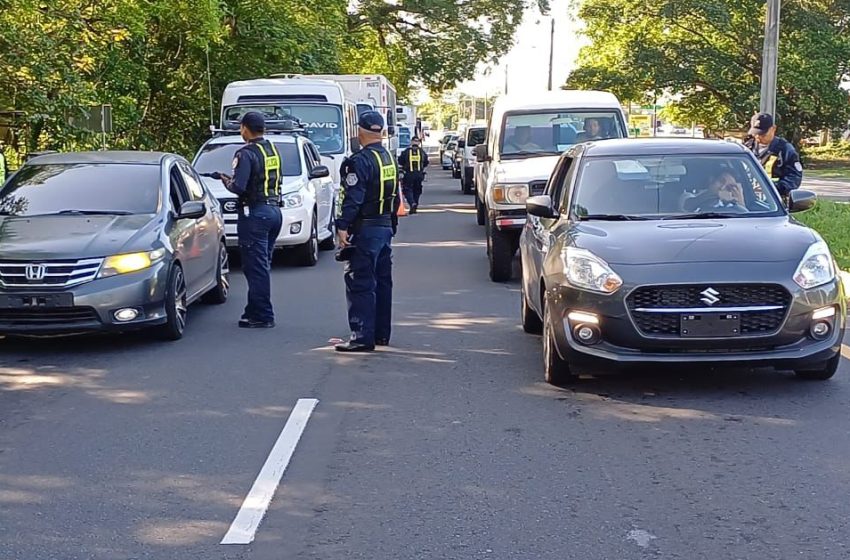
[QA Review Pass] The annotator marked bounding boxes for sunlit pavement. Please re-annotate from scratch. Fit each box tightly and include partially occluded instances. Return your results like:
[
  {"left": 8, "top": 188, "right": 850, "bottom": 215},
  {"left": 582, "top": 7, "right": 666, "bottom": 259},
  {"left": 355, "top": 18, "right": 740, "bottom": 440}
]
[{"left": 3, "top": 169, "right": 850, "bottom": 559}]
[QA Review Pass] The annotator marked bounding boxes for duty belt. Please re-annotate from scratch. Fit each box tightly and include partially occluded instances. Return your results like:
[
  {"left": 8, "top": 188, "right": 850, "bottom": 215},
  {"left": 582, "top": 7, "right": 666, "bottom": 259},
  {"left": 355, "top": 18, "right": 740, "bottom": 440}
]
[{"left": 242, "top": 198, "right": 281, "bottom": 207}]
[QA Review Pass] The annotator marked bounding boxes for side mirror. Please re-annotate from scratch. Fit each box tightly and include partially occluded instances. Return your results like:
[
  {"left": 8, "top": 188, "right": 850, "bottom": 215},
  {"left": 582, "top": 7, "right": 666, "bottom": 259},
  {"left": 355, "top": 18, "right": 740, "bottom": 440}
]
[
  {"left": 457, "top": 139, "right": 467, "bottom": 148},
  {"left": 309, "top": 165, "right": 331, "bottom": 179},
  {"left": 527, "top": 195, "right": 559, "bottom": 219},
  {"left": 788, "top": 189, "right": 817, "bottom": 213},
  {"left": 350, "top": 137, "right": 360, "bottom": 152},
  {"left": 474, "top": 144, "right": 490, "bottom": 162},
  {"left": 388, "top": 125, "right": 396, "bottom": 136},
  {"left": 178, "top": 200, "right": 207, "bottom": 220}
]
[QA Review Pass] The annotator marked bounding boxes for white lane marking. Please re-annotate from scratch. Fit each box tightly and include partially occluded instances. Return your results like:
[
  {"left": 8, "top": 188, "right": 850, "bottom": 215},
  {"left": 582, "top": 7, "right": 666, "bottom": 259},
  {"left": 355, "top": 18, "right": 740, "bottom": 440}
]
[
  {"left": 626, "top": 529, "right": 657, "bottom": 548},
  {"left": 221, "top": 398, "right": 319, "bottom": 545}
]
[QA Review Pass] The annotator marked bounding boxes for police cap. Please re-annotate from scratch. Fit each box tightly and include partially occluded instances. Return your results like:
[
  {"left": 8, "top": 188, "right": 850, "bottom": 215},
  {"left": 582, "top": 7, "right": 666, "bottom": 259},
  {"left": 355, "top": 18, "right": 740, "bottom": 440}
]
[
  {"left": 241, "top": 111, "right": 265, "bottom": 134},
  {"left": 749, "top": 112, "right": 775, "bottom": 135},
  {"left": 358, "top": 111, "right": 385, "bottom": 132}
]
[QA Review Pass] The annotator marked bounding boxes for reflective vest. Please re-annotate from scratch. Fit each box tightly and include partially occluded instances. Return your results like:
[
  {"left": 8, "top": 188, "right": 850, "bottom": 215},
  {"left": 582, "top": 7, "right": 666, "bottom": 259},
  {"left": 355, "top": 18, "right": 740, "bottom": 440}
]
[
  {"left": 407, "top": 148, "right": 422, "bottom": 172},
  {"left": 0, "top": 151, "right": 5, "bottom": 183},
  {"left": 369, "top": 148, "right": 397, "bottom": 216},
  {"left": 246, "top": 139, "right": 281, "bottom": 201}
]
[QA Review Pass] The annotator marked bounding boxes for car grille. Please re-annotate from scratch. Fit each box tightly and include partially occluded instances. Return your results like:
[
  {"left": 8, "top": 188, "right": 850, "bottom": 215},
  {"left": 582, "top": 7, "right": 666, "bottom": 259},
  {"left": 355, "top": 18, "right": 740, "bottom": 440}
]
[
  {"left": 0, "top": 259, "right": 104, "bottom": 289},
  {"left": 627, "top": 284, "right": 791, "bottom": 337},
  {"left": 0, "top": 307, "right": 100, "bottom": 327},
  {"left": 529, "top": 180, "right": 547, "bottom": 196}
]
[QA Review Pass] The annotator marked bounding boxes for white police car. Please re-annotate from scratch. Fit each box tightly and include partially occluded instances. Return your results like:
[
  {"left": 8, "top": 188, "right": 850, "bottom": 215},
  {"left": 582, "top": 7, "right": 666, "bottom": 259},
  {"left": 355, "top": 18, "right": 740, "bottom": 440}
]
[{"left": 193, "top": 132, "right": 336, "bottom": 266}]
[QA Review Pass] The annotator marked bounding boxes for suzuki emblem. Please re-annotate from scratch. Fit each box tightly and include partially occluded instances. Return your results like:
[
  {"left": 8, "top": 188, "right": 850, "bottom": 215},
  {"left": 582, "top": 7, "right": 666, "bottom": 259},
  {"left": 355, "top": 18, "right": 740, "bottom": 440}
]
[
  {"left": 700, "top": 287, "right": 720, "bottom": 306},
  {"left": 25, "top": 264, "right": 47, "bottom": 281}
]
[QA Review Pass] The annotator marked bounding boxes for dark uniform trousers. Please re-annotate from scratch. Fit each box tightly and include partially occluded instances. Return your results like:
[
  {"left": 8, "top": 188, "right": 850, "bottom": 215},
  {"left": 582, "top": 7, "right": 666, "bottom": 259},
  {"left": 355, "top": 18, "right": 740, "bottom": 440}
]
[
  {"left": 403, "top": 172, "right": 424, "bottom": 207},
  {"left": 346, "top": 224, "right": 393, "bottom": 345},
  {"left": 238, "top": 203, "right": 282, "bottom": 322}
]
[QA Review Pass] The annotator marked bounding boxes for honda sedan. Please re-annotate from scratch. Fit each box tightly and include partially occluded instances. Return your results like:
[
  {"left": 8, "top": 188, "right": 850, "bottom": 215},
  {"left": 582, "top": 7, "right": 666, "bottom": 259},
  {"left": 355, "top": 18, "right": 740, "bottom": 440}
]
[
  {"left": 520, "top": 139, "right": 845, "bottom": 383},
  {"left": 0, "top": 151, "right": 229, "bottom": 340}
]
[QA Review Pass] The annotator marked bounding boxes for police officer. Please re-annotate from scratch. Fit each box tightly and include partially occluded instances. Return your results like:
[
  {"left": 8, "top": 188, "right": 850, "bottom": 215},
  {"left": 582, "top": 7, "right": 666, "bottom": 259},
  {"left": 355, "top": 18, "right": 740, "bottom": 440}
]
[
  {"left": 0, "top": 143, "right": 7, "bottom": 184},
  {"left": 398, "top": 136, "right": 429, "bottom": 213},
  {"left": 220, "top": 111, "right": 283, "bottom": 328},
  {"left": 745, "top": 113, "right": 802, "bottom": 201},
  {"left": 335, "top": 111, "right": 400, "bottom": 352}
]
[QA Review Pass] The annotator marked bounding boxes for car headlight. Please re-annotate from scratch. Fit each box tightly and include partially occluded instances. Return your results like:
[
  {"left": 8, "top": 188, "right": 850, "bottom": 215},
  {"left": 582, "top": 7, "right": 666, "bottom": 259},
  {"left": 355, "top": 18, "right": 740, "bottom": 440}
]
[
  {"left": 561, "top": 247, "right": 623, "bottom": 294},
  {"left": 794, "top": 241, "right": 836, "bottom": 289},
  {"left": 282, "top": 192, "right": 303, "bottom": 209},
  {"left": 492, "top": 183, "right": 528, "bottom": 205},
  {"left": 99, "top": 249, "right": 165, "bottom": 278}
]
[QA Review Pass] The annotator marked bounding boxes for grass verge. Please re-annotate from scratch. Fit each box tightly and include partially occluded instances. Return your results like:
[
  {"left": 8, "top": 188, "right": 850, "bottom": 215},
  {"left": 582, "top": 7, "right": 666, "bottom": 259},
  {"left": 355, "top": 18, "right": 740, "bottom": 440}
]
[{"left": 796, "top": 200, "right": 850, "bottom": 270}]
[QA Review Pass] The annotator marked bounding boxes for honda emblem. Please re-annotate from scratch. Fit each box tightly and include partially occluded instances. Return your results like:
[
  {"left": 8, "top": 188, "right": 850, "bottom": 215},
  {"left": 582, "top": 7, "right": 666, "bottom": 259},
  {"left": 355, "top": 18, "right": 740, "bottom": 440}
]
[{"left": 25, "top": 264, "right": 46, "bottom": 281}]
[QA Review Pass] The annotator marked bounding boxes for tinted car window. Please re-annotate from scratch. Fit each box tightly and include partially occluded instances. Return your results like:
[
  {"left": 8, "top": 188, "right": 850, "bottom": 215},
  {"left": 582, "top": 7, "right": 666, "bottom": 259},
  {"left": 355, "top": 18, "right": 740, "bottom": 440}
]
[
  {"left": 194, "top": 142, "right": 301, "bottom": 177},
  {"left": 178, "top": 161, "right": 206, "bottom": 201},
  {"left": 571, "top": 155, "right": 782, "bottom": 219},
  {"left": 501, "top": 110, "right": 625, "bottom": 158},
  {"left": 467, "top": 128, "right": 486, "bottom": 146},
  {"left": 0, "top": 163, "right": 160, "bottom": 216}
]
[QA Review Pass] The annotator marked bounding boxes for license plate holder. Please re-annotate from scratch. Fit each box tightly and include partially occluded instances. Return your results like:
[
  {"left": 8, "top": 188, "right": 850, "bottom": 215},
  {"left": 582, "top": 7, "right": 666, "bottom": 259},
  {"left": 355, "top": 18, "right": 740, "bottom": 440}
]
[
  {"left": 0, "top": 293, "right": 74, "bottom": 309},
  {"left": 681, "top": 313, "right": 740, "bottom": 337}
]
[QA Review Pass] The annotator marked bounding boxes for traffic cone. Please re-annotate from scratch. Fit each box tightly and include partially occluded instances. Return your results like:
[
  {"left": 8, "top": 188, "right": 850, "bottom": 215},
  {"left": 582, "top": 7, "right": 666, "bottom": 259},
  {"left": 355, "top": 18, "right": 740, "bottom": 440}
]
[{"left": 398, "top": 198, "right": 408, "bottom": 217}]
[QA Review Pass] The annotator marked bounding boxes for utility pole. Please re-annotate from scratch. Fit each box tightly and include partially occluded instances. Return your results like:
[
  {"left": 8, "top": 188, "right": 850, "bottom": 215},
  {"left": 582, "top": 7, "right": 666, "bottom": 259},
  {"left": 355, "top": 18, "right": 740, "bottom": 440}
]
[
  {"left": 547, "top": 18, "right": 555, "bottom": 91},
  {"left": 759, "top": 0, "right": 781, "bottom": 117},
  {"left": 505, "top": 64, "right": 509, "bottom": 95}
]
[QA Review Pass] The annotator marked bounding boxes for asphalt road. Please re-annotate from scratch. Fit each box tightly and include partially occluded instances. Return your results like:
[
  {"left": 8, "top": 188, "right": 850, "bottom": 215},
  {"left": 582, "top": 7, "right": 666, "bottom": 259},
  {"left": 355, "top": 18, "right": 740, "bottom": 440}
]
[{"left": 3, "top": 168, "right": 850, "bottom": 559}]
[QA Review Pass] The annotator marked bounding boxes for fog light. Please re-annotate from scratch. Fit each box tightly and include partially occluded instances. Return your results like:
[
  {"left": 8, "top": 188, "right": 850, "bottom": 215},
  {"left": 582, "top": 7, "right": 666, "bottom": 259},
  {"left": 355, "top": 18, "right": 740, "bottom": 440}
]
[
  {"left": 114, "top": 308, "right": 140, "bottom": 322},
  {"left": 572, "top": 323, "right": 601, "bottom": 345},
  {"left": 290, "top": 222, "right": 302, "bottom": 235},
  {"left": 811, "top": 321, "right": 831, "bottom": 340},
  {"left": 577, "top": 326, "right": 595, "bottom": 341}
]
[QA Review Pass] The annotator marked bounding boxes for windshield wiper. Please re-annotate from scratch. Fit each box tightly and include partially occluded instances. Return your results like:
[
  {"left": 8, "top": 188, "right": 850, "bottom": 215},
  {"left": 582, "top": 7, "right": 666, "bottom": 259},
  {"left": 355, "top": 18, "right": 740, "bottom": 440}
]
[
  {"left": 54, "top": 210, "right": 133, "bottom": 216},
  {"left": 578, "top": 214, "right": 649, "bottom": 221},
  {"left": 661, "top": 212, "right": 747, "bottom": 220}
]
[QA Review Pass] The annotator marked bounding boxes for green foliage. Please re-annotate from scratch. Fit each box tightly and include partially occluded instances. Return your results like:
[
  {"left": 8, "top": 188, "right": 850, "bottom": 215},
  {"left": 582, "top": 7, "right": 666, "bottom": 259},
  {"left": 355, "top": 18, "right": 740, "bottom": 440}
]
[
  {"left": 796, "top": 200, "right": 850, "bottom": 270},
  {"left": 567, "top": 0, "right": 850, "bottom": 141}
]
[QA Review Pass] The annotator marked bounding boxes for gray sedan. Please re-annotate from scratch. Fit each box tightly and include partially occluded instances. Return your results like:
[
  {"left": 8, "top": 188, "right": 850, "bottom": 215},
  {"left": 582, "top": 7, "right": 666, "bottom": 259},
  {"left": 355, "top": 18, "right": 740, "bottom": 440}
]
[{"left": 0, "top": 151, "right": 229, "bottom": 340}]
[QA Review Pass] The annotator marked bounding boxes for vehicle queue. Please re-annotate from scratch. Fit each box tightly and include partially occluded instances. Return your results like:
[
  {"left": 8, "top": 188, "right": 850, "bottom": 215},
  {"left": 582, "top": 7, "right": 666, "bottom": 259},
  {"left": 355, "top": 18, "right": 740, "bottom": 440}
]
[{"left": 0, "top": 78, "right": 843, "bottom": 382}]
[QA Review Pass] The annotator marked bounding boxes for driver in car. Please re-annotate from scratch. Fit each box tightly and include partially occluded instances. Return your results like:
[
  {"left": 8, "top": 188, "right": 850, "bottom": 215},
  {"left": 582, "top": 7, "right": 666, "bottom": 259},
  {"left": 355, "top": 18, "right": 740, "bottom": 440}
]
[
  {"left": 683, "top": 170, "right": 748, "bottom": 213},
  {"left": 505, "top": 125, "right": 543, "bottom": 152}
]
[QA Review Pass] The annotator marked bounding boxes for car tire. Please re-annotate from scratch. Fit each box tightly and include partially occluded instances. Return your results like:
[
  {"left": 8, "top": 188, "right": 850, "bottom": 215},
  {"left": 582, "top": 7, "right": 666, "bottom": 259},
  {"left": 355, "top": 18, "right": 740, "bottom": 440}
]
[
  {"left": 543, "top": 301, "right": 575, "bottom": 385},
  {"left": 476, "top": 196, "right": 486, "bottom": 226},
  {"left": 488, "top": 215, "right": 513, "bottom": 282},
  {"left": 452, "top": 168, "right": 461, "bottom": 179},
  {"left": 296, "top": 211, "right": 320, "bottom": 266},
  {"left": 202, "top": 241, "right": 230, "bottom": 305},
  {"left": 157, "top": 264, "right": 188, "bottom": 341},
  {"left": 794, "top": 354, "right": 840, "bottom": 381},
  {"left": 521, "top": 280, "right": 543, "bottom": 334},
  {"left": 319, "top": 205, "right": 336, "bottom": 251}
]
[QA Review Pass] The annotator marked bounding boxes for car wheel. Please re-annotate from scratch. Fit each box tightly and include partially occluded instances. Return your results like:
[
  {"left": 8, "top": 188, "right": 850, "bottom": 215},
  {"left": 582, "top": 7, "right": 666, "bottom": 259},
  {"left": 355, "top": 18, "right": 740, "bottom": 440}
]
[
  {"left": 543, "top": 301, "right": 575, "bottom": 385},
  {"left": 476, "top": 196, "right": 486, "bottom": 226},
  {"left": 521, "top": 280, "right": 543, "bottom": 334},
  {"left": 794, "top": 354, "right": 840, "bottom": 381},
  {"left": 488, "top": 215, "right": 514, "bottom": 282},
  {"left": 319, "top": 205, "right": 336, "bottom": 251},
  {"left": 157, "top": 264, "right": 187, "bottom": 341},
  {"left": 296, "top": 211, "right": 319, "bottom": 267},
  {"left": 202, "top": 241, "right": 230, "bottom": 304}
]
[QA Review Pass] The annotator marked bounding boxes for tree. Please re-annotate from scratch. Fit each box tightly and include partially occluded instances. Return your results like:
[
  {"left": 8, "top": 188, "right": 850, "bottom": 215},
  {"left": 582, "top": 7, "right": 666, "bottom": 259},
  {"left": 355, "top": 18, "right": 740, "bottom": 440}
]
[{"left": 566, "top": 0, "right": 850, "bottom": 142}]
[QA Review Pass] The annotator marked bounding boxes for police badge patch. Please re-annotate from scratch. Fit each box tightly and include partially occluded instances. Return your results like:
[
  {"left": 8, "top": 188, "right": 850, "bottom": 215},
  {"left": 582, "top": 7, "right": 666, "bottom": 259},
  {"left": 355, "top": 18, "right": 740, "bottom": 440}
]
[
  {"left": 795, "top": 162, "right": 803, "bottom": 172},
  {"left": 345, "top": 173, "right": 359, "bottom": 187},
  {"left": 232, "top": 157, "right": 239, "bottom": 171}
]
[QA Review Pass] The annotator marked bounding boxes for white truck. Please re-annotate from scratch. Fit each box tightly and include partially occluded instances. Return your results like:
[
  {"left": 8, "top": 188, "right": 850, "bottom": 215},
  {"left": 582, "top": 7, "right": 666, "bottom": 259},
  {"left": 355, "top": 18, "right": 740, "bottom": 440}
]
[{"left": 307, "top": 74, "right": 399, "bottom": 151}]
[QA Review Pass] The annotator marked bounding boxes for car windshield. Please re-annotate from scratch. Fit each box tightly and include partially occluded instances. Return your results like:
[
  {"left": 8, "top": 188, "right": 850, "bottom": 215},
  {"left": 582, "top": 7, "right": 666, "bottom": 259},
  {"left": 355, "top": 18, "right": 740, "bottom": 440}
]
[
  {"left": 570, "top": 154, "right": 783, "bottom": 220},
  {"left": 223, "top": 104, "right": 345, "bottom": 155},
  {"left": 501, "top": 110, "right": 625, "bottom": 159},
  {"left": 0, "top": 163, "right": 160, "bottom": 217},
  {"left": 467, "top": 128, "right": 486, "bottom": 147},
  {"left": 193, "top": 142, "right": 301, "bottom": 177}
]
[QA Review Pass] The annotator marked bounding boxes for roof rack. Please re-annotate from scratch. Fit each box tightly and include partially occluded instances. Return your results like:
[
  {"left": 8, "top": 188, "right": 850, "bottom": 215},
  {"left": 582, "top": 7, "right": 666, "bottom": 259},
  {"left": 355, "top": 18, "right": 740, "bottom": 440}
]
[{"left": 210, "top": 118, "right": 309, "bottom": 138}]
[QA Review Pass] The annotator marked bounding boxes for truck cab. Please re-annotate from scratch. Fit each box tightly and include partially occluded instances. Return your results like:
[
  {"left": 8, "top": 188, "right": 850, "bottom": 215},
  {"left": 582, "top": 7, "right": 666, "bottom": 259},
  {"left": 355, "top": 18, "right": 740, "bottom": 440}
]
[{"left": 475, "top": 91, "right": 628, "bottom": 282}]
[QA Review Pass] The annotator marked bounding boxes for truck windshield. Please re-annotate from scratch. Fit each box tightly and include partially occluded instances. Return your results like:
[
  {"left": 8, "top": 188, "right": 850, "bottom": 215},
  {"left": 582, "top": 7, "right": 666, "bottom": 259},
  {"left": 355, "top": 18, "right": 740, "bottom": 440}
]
[
  {"left": 223, "top": 104, "right": 345, "bottom": 155},
  {"left": 500, "top": 110, "right": 625, "bottom": 159}
]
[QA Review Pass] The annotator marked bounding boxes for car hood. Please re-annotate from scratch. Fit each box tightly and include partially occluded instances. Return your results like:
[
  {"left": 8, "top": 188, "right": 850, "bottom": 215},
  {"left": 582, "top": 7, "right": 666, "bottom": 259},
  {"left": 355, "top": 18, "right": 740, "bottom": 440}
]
[
  {"left": 201, "top": 176, "right": 304, "bottom": 198},
  {"left": 494, "top": 155, "right": 561, "bottom": 184},
  {"left": 0, "top": 214, "right": 159, "bottom": 260},
  {"left": 569, "top": 217, "right": 819, "bottom": 265}
]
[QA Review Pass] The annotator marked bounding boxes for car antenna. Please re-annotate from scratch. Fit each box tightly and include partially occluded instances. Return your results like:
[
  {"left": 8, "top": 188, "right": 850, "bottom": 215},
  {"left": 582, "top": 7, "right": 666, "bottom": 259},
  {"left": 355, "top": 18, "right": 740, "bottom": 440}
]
[{"left": 205, "top": 43, "right": 215, "bottom": 135}]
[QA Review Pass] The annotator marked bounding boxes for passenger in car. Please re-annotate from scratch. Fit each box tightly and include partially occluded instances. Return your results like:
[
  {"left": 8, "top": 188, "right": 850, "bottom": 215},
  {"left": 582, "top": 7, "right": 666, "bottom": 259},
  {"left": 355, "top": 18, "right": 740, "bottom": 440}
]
[
  {"left": 683, "top": 170, "right": 748, "bottom": 213},
  {"left": 578, "top": 118, "right": 606, "bottom": 141},
  {"left": 505, "top": 126, "right": 543, "bottom": 152}
]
